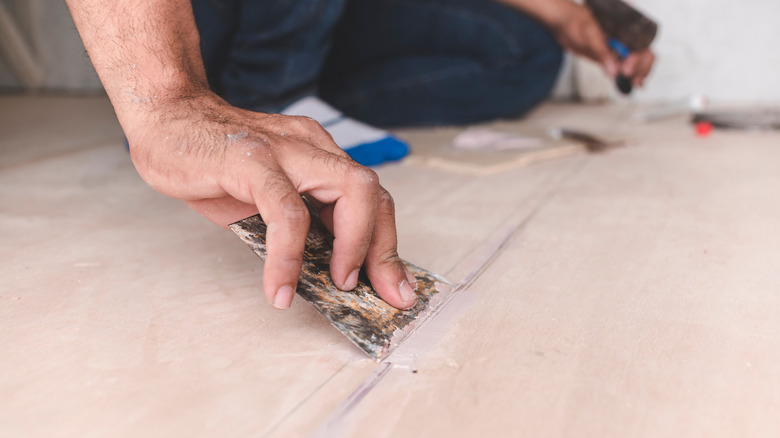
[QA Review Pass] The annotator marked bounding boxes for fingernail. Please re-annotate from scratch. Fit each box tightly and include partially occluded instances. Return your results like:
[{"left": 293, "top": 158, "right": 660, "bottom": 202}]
[
  {"left": 273, "top": 285, "right": 294, "bottom": 309},
  {"left": 398, "top": 280, "right": 417, "bottom": 306},
  {"left": 344, "top": 269, "right": 360, "bottom": 290},
  {"left": 404, "top": 268, "right": 417, "bottom": 290}
]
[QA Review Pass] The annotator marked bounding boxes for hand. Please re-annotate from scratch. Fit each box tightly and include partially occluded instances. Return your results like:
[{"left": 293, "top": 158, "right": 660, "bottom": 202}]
[
  {"left": 548, "top": 3, "right": 618, "bottom": 77},
  {"left": 126, "top": 93, "right": 418, "bottom": 310},
  {"left": 548, "top": 3, "right": 654, "bottom": 86},
  {"left": 64, "top": 0, "right": 417, "bottom": 313},
  {"left": 619, "top": 49, "right": 655, "bottom": 87}
]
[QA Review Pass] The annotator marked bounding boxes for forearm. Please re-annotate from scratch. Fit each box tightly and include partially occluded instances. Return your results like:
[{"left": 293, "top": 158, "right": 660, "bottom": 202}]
[
  {"left": 64, "top": 0, "right": 209, "bottom": 129},
  {"left": 495, "top": 0, "right": 578, "bottom": 29}
]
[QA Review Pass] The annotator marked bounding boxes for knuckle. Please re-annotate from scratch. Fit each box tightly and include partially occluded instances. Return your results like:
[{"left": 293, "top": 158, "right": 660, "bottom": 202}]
[
  {"left": 279, "top": 192, "right": 309, "bottom": 225},
  {"left": 260, "top": 172, "right": 309, "bottom": 227},
  {"left": 312, "top": 148, "right": 352, "bottom": 172},
  {"left": 377, "top": 188, "right": 396, "bottom": 213},
  {"left": 314, "top": 127, "right": 339, "bottom": 148},
  {"left": 347, "top": 165, "right": 380, "bottom": 188},
  {"left": 276, "top": 251, "right": 304, "bottom": 268},
  {"left": 290, "top": 115, "right": 323, "bottom": 132},
  {"left": 376, "top": 247, "right": 402, "bottom": 266},
  {"left": 260, "top": 171, "right": 290, "bottom": 197}
]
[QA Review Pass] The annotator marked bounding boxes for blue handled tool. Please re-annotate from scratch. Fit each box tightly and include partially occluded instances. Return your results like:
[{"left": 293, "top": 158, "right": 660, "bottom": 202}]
[
  {"left": 609, "top": 38, "right": 634, "bottom": 95},
  {"left": 585, "top": 0, "right": 659, "bottom": 95}
]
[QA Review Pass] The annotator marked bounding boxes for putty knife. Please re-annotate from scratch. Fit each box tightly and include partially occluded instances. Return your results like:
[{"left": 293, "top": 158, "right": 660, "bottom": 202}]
[{"left": 229, "top": 206, "right": 451, "bottom": 360}]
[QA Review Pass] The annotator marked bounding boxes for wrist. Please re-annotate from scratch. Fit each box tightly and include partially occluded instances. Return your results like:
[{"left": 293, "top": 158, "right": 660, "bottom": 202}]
[
  {"left": 113, "top": 78, "right": 214, "bottom": 138},
  {"left": 543, "top": 1, "right": 587, "bottom": 32},
  {"left": 121, "top": 88, "right": 230, "bottom": 196}
]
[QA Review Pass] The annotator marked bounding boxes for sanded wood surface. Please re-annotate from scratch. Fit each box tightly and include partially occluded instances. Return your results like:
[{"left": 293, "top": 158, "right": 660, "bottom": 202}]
[{"left": 2, "top": 96, "right": 780, "bottom": 437}]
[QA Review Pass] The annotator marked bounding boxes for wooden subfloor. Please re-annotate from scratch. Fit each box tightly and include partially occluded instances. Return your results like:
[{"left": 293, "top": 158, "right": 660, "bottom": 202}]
[{"left": 2, "top": 95, "right": 780, "bottom": 437}]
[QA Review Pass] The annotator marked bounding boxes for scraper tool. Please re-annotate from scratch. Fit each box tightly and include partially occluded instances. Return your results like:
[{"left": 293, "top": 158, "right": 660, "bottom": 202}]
[{"left": 229, "top": 205, "right": 451, "bottom": 361}]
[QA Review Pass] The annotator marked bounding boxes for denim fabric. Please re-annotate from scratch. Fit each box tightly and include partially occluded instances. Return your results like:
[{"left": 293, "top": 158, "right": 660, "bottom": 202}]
[
  {"left": 191, "top": 0, "right": 563, "bottom": 126},
  {"left": 191, "top": 0, "right": 346, "bottom": 112},
  {"left": 320, "top": 0, "right": 563, "bottom": 126}
]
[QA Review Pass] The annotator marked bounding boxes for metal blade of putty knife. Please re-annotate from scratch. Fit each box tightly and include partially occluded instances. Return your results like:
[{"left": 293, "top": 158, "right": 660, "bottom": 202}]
[{"left": 229, "top": 208, "right": 451, "bottom": 361}]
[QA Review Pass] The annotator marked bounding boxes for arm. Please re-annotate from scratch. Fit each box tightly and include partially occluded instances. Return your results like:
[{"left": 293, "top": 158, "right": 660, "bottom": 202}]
[
  {"left": 64, "top": 0, "right": 417, "bottom": 310},
  {"left": 497, "top": 0, "right": 654, "bottom": 86}
]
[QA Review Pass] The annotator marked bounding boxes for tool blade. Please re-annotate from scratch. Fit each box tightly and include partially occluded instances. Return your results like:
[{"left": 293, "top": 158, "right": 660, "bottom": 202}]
[{"left": 229, "top": 211, "right": 451, "bottom": 360}]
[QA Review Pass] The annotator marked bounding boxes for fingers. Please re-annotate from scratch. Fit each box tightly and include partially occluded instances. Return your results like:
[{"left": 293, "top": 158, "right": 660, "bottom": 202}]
[
  {"left": 619, "top": 53, "right": 636, "bottom": 76},
  {"left": 249, "top": 169, "right": 311, "bottom": 310},
  {"left": 272, "top": 125, "right": 378, "bottom": 291},
  {"left": 564, "top": 9, "right": 617, "bottom": 77},
  {"left": 279, "top": 156, "right": 413, "bottom": 310},
  {"left": 222, "top": 113, "right": 411, "bottom": 310},
  {"left": 363, "top": 188, "right": 417, "bottom": 309},
  {"left": 631, "top": 50, "right": 655, "bottom": 86},
  {"left": 292, "top": 148, "right": 413, "bottom": 309},
  {"left": 328, "top": 166, "right": 380, "bottom": 291},
  {"left": 291, "top": 150, "right": 410, "bottom": 306},
  {"left": 186, "top": 197, "right": 258, "bottom": 229},
  {"left": 292, "top": 133, "right": 412, "bottom": 309},
  {"left": 619, "top": 51, "right": 655, "bottom": 87},
  {"left": 584, "top": 24, "right": 618, "bottom": 78},
  {"left": 312, "top": 179, "right": 415, "bottom": 309}
]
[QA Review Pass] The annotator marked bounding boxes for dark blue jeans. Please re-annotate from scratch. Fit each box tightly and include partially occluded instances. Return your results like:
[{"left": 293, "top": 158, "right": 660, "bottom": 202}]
[{"left": 191, "top": 0, "right": 562, "bottom": 127}]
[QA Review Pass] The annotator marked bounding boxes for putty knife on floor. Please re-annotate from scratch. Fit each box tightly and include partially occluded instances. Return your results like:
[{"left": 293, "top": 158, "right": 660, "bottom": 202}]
[{"left": 229, "top": 205, "right": 451, "bottom": 361}]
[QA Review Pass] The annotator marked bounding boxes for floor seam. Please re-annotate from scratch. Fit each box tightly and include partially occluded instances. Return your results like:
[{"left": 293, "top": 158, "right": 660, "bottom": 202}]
[{"left": 305, "top": 155, "right": 590, "bottom": 436}]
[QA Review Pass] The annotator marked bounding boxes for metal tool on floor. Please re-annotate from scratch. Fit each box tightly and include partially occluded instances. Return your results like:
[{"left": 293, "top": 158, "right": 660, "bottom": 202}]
[
  {"left": 229, "top": 201, "right": 452, "bottom": 361},
  {"left": 633, "top": 95, "right": 709, "bottom": 123},
  {"left": 692, "top": 109, "right": 780, "bottom": 131},
  {"left": 585, "top": 0, "right": 659, "bottom": 95},
  {"left": 548, "top": 126, "right": 627, "bottom": 153}
]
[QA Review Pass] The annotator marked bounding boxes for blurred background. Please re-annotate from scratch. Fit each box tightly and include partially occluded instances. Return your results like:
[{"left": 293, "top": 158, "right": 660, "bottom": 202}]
[{"left": 1, "top": 0, "right": 779, "bottom": 102}]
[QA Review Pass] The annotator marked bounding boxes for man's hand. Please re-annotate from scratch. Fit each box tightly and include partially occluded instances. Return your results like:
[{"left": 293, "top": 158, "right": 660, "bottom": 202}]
[
  {"left": 548, "top": 2, "right": 654, "bottom": 87},
  {"left": 131, "top": 95, "right": 418, "bottom": 310},
  {"left": 617, "top": 49, "right": 655, "bottom": 87},
  {"left": 65, "top": 0, "right": 418, "bottom": 310},
  {"left": 548, "top": 2, "right": 619, "bottom": 77},
  {"left": 498, "top": 0, "right": 655, "bottom": 87}
]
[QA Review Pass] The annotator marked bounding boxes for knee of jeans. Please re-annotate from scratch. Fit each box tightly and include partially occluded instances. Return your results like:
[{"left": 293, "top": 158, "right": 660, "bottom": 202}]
[
  {"left": 520, "top": 24, "right": 564, "bottom": 80},
  {"left": 495, "top": 19, "right": 564, "bottom": 94},
  {"left": 492, "top": 45, "right": 563, "bottom": 117}
]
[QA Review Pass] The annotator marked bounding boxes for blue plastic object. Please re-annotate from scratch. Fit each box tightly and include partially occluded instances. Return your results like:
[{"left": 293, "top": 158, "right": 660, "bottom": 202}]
[
  {"left": 608, "top": 38, "right": 630, "bottom": 59},
  {"left": 344, "top": 136, "right": 410, "bottom": 167}
]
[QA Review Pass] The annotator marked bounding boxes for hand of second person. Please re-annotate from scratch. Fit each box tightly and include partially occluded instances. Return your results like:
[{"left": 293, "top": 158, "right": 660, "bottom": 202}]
[
  {"left": 619, "top": 49, "right": 655, "bottom": 87},
  {"left": 549, "top": 3, "right": 618, "bottom": 77},
  {"left": 125, "top": 92, "right": 418, "bottom": 310},
  {"left": 549, "top": 2, "right": 654, "bottom": 87}
]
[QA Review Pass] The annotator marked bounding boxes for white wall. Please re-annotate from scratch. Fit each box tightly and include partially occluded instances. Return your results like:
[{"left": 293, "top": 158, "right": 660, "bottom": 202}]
[
  {"left": 0, "top": 0, "right": 101, "bottom": 91},
  {"left": 635, "top": 0, "right": 780, "bottom": 102},
  {"left": 0, "top": 55, "right": 19, "bottom": 88}
]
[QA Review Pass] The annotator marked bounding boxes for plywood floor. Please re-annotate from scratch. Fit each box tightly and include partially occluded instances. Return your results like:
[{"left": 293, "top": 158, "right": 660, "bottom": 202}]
[{"left": 2, "top": 95, "right": 780, "bottom": 437}]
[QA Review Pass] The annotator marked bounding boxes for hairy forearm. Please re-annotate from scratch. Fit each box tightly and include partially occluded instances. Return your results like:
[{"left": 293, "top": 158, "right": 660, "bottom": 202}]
[{"left": 65, "top": 0, "right": 209, "bottom": 128}]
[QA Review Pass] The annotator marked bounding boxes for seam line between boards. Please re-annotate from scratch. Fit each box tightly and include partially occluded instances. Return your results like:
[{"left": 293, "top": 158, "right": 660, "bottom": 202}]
[{"left": 303, "top": 155, "right": 590, "bottom": 437}]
